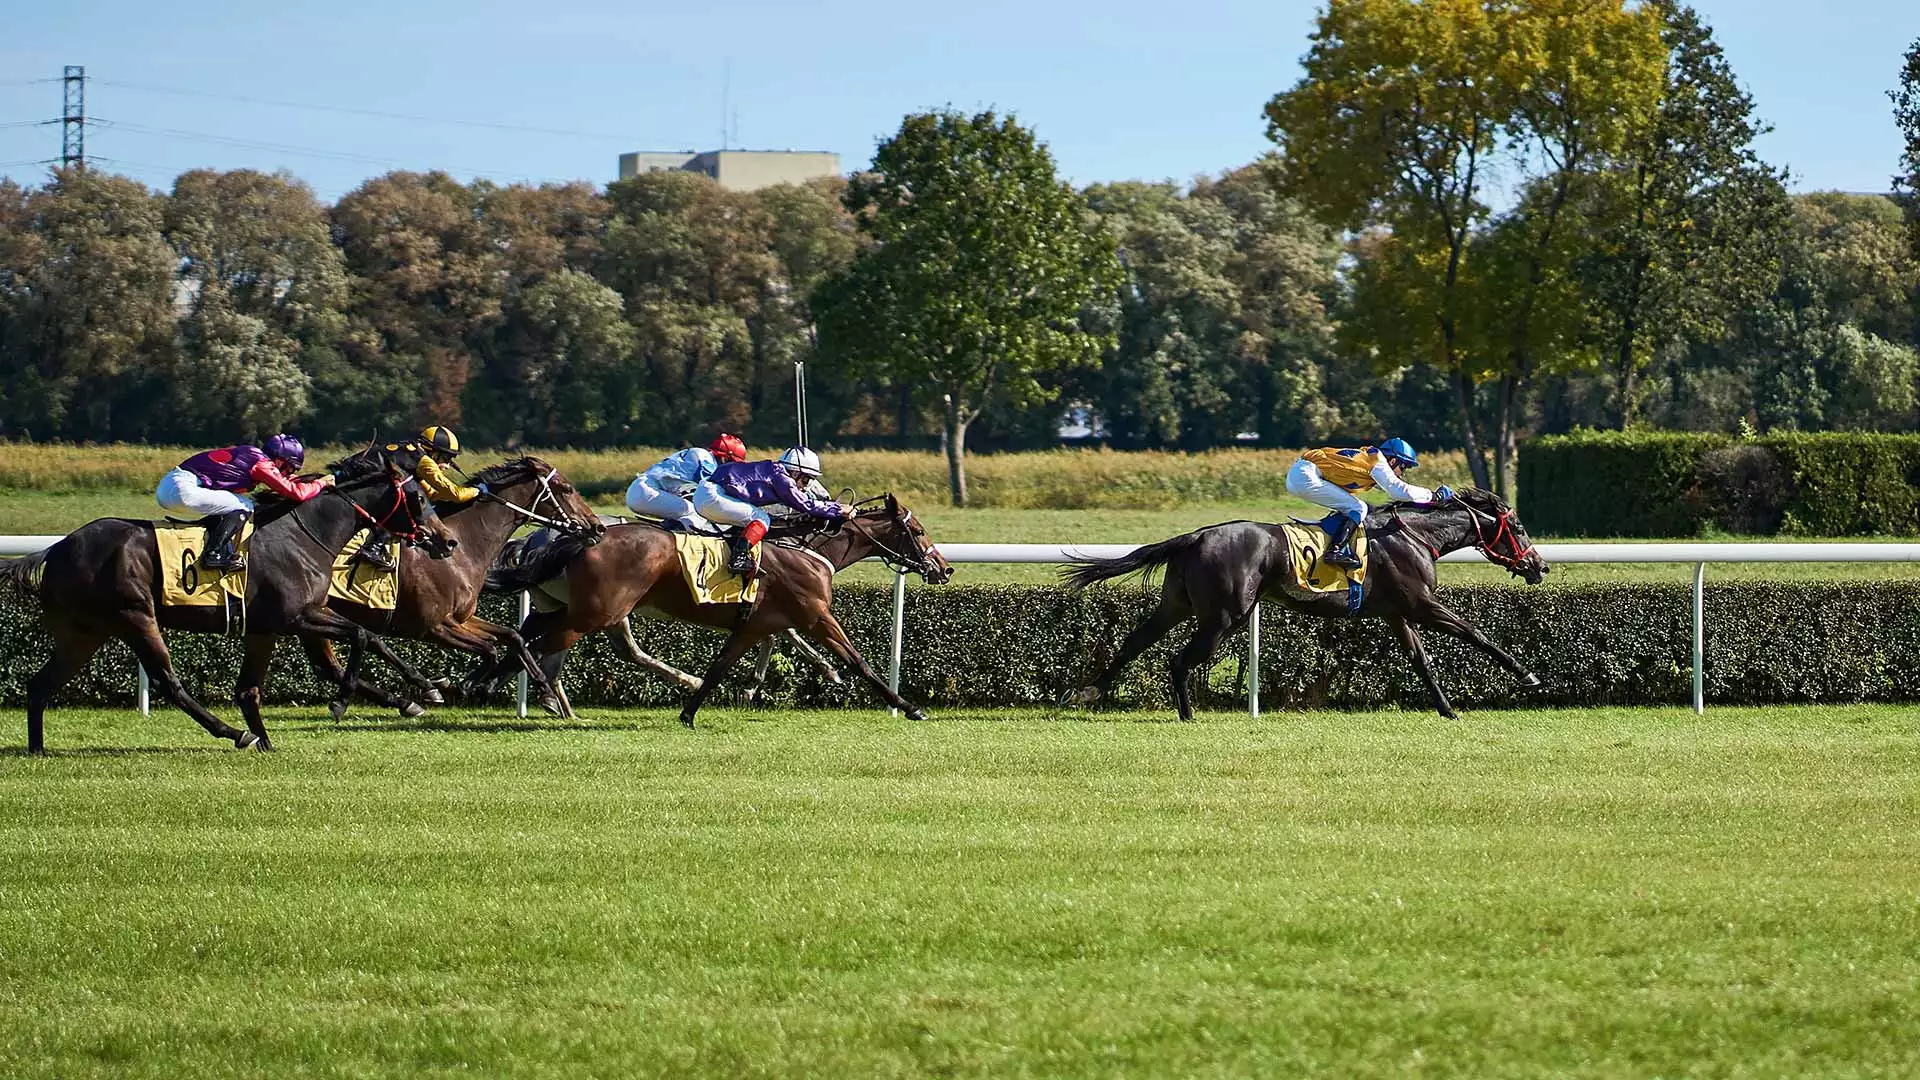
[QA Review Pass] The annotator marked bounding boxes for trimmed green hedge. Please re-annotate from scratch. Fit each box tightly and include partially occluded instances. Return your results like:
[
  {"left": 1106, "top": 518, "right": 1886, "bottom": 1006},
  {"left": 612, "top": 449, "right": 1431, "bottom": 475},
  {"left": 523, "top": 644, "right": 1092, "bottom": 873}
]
[
  {"left": 1519, "top": 431, "right": 1920, "bottom": 537},
  {"left": 5, "top": 581, "right": 1920, "bottom": 719}
]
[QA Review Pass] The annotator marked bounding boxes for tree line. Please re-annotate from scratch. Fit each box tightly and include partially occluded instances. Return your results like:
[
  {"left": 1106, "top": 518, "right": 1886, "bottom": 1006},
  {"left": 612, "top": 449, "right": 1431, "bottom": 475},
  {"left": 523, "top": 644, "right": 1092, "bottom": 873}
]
[{"left": 1, "top": 1, "right": 1918, "bottom": 502}]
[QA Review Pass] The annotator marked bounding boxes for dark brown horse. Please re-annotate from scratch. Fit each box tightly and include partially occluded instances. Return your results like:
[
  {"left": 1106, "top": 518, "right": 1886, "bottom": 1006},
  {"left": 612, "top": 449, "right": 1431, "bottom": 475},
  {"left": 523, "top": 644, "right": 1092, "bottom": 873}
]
[
  {"left": 302, "top": 456, "right": 604, "bottom": 720},
  {"left": 1, "top": 455, "right": 454, "bottom": 753},
  {"left": 1062, "top": 488, "right": 1549, "bottom": 720},
  {"left": 480, "top": 495, "right": 954, "bottom": 726}
]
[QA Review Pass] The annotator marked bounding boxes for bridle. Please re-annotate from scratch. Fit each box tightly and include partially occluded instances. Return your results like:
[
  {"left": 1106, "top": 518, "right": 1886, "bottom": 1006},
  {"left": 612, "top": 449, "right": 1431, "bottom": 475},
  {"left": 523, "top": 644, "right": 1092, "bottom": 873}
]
[
  {"left": 296, "top": 472, "right": 436, "bottom": 552},
  {"left": 844, "top": 495, "right": 941, "bottom": 577},
  {"left": 1387, "top": 495, "right": 1536, "bottom": 574},
  {"left": 1456, "top": 499, "right": 1537, "bottom": 573},
  {"left": 478, "top": 463, "right": 596, "bottom": 536}
]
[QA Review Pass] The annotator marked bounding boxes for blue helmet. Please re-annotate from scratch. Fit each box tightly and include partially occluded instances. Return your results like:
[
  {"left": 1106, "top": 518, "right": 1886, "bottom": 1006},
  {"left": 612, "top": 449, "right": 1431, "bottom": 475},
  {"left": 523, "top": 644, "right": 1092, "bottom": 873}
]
[{"left": 1378, "top": 437, "right": 1418, "bottom": 468}]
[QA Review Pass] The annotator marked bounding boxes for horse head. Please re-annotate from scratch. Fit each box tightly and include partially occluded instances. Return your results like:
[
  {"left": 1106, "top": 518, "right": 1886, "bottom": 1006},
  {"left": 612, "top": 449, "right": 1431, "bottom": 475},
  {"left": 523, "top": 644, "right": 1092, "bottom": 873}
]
[
  {"left": 1447, "top": 487, "right": 1547, "bottom": 585},
  {"left": 331, "top": 453, "right": 458, "bottom": 558},
  {"left": 468, "top": 456, "right": 605, "bottom": 543},
  {"left": 851, "top": 494, "right": 952, "bottom": 584}
]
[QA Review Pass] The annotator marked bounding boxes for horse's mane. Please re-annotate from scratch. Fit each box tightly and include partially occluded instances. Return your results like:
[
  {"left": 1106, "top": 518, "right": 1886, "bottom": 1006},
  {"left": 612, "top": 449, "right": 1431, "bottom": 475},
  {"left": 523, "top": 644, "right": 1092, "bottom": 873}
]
[
  {"left": 468, "top": 456, "right": 545, "bottom": 489},
  {"left": 327, "top": 453, "right": 393, "bottom": 484},
  {"left": 1385, "top": 486, "right": 1510, "bottom": 516}
]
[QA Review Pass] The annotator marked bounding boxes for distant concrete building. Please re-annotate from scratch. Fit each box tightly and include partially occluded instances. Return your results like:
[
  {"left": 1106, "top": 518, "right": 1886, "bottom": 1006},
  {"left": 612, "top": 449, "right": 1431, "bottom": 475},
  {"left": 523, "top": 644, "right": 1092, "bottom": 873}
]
[{"left": 618, "top": 149, "right": 841, "bottom": 192}]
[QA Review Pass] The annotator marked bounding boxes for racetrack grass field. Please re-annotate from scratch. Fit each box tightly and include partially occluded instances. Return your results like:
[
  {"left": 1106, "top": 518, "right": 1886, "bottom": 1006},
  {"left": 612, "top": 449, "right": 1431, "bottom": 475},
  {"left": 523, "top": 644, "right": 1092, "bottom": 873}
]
[
  {"left": 4, "top": 704, "right": 1919, "bottom": 1077},
  {"left": 11, "top": 489, "right": 1920, "bottom": 587}
]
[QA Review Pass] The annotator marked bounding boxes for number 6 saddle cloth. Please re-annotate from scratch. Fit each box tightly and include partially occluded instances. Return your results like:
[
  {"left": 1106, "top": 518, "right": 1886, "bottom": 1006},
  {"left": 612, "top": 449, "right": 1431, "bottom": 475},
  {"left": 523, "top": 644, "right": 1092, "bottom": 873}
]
[{"left": 152, "top": 520, "right": 253, "bottom": 633}]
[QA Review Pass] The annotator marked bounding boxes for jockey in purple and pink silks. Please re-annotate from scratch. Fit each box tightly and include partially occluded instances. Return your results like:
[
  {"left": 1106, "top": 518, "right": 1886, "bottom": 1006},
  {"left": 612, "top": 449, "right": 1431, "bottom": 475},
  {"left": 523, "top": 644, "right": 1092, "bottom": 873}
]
[
  {"left": 697, "top": 447, "right": 850, "bottom": 573},
  {"left": 156, "top": 434, "right": 332, "bottom": 571}
]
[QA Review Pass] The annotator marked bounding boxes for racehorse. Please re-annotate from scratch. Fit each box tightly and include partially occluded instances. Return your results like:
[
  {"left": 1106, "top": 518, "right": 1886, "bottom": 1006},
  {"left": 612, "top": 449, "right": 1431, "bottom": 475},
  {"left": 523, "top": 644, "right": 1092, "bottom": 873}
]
[
  {"left": 1061, "top": 488, "right": 1549, "bottom": 720},
  {"left": 1, "top": 454, "right": 454, "bottom": 753},
  {"left": 297, "top": 456, "right": 605, "bottom": 720},
  {"left": 478, "top": 495, "right": 953, "bottom": 726}
]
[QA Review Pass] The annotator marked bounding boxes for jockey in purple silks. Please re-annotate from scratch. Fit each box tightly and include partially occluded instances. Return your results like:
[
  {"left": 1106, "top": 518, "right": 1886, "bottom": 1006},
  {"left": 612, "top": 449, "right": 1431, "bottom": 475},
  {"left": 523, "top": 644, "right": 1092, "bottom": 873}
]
[
  {"left": 156, "top": 433, "right": 332, "bottom": 571},
  {"left": 697, "top": 447, "right": 850, "bottom": 573}
]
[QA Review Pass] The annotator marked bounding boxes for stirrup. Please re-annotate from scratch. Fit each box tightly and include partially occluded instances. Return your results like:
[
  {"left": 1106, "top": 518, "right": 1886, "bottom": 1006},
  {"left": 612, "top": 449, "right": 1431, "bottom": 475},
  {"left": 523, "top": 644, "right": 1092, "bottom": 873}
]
[{"left": 1324, "top": 548, "right": 1361, "bottom": 570}]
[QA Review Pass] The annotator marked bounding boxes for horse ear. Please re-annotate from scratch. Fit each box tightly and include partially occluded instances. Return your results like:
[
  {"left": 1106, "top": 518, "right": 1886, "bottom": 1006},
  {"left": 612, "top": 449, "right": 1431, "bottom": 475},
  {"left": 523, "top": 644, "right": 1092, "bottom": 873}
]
[{"left": 885, "top": 493, "right": 899, "bottom": 513}]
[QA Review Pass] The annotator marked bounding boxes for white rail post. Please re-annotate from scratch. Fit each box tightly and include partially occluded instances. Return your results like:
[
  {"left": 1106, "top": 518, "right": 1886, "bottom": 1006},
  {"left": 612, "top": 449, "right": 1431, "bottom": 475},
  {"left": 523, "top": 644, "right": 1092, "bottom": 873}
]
[
  {"left": 516, "top": 590, "right": 531, "bottom": 720},
  {"left": 1246, "top": 602, "right": 1261, "bottom": 718},
  {"left": 887, "top": 570, "right": 908, "bottom": 717},
  {"left": 1692, "top": 562, "right": 1706, "bottom": 715},
  {"left": 137, "top": 662, "right": 149, "bottom": 717}
]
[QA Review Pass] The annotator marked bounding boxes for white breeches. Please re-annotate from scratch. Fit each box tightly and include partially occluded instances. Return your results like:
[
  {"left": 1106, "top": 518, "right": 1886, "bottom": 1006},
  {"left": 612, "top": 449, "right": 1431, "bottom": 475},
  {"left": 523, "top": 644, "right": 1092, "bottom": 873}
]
[
  {"left": 156, "top": 468, "right": 254, "bottom": 517},
  {"left": 692, "top": 485, "right": 770, "bottom": 529},
  {"left": 1286, "top": 460, "right": 1368, "bottom": 523},
  {"left": 626, "top": 475, "right": 704, "bottom": 529}
]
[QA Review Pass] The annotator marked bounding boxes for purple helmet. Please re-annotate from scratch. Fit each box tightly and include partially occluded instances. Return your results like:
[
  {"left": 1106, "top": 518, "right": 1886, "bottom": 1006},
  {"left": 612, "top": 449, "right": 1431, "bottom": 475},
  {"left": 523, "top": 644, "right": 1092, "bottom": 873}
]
[{"left": 263, "top": 433, "right": 305, "bottom": 469}]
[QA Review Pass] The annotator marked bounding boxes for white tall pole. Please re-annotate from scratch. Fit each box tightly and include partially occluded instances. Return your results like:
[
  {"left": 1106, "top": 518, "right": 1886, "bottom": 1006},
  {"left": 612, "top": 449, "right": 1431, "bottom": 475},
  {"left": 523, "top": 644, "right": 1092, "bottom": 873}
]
[
  {"left": 137, "top": 662, "right": 149, "bottom": 717},
  {"left": 516, "top": 590, "right": 532, "bottom": 719},
  {"left": 1246, "top": 604, "right": 1261, "bottom": 718},
  {"left": 1692, "top": 562, "right": 1706, "bottom": 715},
  {"left": 888, "top": 570, "right": 907, "bottom": 716},
  {"left": 794, "top": 361, "right": 808, "bottom": 447}
]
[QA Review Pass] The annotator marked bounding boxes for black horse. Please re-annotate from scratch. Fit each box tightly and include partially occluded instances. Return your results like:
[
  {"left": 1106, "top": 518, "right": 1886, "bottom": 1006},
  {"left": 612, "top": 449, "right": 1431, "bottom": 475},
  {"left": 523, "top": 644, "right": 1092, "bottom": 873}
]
[
  {"left": 1, "top": 454, "right": 454, "bottom": 753},
  {"left": 1061, "top": 488, "right": 1550, "bottom": 719}
]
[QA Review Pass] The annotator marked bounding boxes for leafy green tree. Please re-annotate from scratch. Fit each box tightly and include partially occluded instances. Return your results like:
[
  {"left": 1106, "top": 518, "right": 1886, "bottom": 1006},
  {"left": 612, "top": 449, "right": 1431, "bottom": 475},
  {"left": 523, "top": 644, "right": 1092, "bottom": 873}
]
[
  {"left": 814, "top": 110, "right": 1121, "bottom": 505},
  {"left": 1577, "top": 3, "right": 1789, "bottom": 427},
  {"left": 1266, "top": 0, "right": 1525, "bottom": 487},
  {"left": 0, "top": 168, "right": 174, "bottom": 440},
  {"left": 1892, "top": 37, "right": 1920, "bottom": 259}
]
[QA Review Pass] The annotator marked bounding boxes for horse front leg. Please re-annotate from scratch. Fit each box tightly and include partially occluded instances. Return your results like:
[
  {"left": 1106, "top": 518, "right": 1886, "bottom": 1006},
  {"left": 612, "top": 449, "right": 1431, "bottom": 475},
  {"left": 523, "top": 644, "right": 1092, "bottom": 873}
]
[
  {"left": 1415, "top": 603, "right": 1541, "bottom": 688},
  {"left": 679, "top": 628, "right": 767, "bottom": 728},
  {"left": 300, "top": 636, "right": 425, "bottom": 719},
  {"left": 1390, "top": 615, "right": 1457, "bottom": 719},
  {"left": 804, "top": 611, "right": 927, "bottom": 721}
]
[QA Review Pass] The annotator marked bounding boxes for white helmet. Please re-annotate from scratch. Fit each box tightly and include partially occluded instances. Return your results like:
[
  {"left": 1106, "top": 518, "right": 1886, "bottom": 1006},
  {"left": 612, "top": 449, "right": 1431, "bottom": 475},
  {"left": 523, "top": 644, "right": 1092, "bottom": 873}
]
[{"left": 778, "top": 446, "right": 822, "bottom": 478}]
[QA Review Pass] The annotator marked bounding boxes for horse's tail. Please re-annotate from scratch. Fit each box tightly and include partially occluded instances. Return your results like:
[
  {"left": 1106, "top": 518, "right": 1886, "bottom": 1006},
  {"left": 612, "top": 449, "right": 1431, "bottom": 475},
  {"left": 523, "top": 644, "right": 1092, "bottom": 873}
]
[
  {"left": 1, "top": 551, "right": 48, "bottom": 599},
  {"left": 1059, "top": 531, "right": 1209, "bottom": 592},
  {"left": 483, "top": 532, "right": 592, "bottom": 595}
]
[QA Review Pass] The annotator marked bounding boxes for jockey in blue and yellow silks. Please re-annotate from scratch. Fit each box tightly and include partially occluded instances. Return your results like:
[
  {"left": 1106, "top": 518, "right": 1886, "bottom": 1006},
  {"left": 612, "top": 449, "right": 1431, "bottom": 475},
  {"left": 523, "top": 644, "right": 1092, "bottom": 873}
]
[{"left": 1287, "top": 437, "right": 1453, "bottom": 569}]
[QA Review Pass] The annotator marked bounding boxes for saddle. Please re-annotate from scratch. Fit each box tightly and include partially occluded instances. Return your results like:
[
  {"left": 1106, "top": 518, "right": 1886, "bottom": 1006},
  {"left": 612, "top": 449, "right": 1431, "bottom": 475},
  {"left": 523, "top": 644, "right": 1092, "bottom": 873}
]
[{"left": 1277, "top": 512, "right": 1368, "bottom": 615}]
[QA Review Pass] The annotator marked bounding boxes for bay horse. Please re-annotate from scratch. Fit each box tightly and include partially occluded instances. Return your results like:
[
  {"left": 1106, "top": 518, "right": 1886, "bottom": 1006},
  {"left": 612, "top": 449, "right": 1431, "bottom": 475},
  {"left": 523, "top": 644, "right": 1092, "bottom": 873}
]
[
  {"left": 1061, "top": 488, "right": 1549, "bottom": 720},
  {"left": 297, "top": 456, "right": 605, "bottom": 720},
  {"left": 1, "top": 455, "right": 454, "bottom": 753},
  {"left": 479, "top": 495, "right": 954, "bottom": 726}
]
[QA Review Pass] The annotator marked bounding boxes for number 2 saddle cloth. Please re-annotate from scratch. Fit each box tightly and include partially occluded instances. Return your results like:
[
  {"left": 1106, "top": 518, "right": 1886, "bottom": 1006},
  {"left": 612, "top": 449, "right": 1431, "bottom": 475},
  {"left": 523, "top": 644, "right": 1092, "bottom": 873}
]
[{"left": 1275, "top": 516, "right": 1369, "bottom": 615}]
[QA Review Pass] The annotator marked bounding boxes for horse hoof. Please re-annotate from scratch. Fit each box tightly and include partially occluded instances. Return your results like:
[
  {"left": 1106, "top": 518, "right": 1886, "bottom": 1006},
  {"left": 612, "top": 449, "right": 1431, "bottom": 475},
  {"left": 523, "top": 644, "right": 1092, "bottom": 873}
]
[
  {"left": 825, "top": 671, "right": 845, "bottom": 685},
  {"left": 1520, "top": 673, "right": 1542, "bottom": 688},
  {"left": 235, "top": 731, "right": 260, "bottom": 750},
  {"left": 401, "top": 701, "right": 427, "bottom": 719},
  {"left": 328, "top": 701, "right": 349, "bottom": 724},
  {"left": 537, "top": 695, "right": 565, "bottom": 718},
  {"left": 905, "top": 707, "right": 930, "bottom": 722},
  {"left": 422, "top": 688, "right": 446, "bottom": 705},
  {"left": 678, "top": 713, "right": 696, "bottom": 729}
]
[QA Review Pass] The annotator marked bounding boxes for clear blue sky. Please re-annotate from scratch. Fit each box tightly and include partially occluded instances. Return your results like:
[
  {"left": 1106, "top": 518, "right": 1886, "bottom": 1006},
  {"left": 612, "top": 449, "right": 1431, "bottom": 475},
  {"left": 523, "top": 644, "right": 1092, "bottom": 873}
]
[{"left": 1, "top": 0, "right": 1913, "bottom": 202}]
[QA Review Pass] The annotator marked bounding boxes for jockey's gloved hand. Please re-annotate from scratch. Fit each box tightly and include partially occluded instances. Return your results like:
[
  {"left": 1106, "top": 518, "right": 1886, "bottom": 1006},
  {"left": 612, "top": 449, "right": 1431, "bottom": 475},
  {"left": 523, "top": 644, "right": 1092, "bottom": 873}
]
[
  {"left": 475, "top": 482, "right": 490, "bottom": 496},
  {"left": 1434, "top": 485, "right": 1455, "bottom": 502}
]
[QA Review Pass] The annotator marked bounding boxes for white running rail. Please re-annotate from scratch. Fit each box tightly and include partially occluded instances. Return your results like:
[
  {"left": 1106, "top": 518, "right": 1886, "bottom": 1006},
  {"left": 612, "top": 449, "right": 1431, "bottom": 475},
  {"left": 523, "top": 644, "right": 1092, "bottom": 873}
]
[{"left": 9, "top": 537, "right": 1920, "bottom": 717}]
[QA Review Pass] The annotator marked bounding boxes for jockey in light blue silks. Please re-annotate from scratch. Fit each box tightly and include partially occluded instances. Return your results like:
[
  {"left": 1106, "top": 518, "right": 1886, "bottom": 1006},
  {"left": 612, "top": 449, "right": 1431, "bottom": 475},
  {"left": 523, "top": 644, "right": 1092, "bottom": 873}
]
[
  {"left": 1285, "top": 437, "right": 1452, "bottom": 570},
  {"left": 699, "top": 446, "right": 851, "bottom": 573},
  {"left": 626, "top": 434, "right": 748, "bottom": 531}
]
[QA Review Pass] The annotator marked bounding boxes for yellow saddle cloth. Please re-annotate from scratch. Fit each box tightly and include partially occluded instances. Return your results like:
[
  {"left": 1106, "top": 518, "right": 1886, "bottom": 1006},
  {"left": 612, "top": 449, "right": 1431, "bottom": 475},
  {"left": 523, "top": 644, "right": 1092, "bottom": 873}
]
[
  {"left": 329, "top": 532, "right": 403, "bottom": 610},
  {"left": 153, "top": 520, "right": 253, "bottom": 609},
  {"left": 1277, "top": 519, "right": 1368, "bottom": 598},
  {"left": 672, "top": 532, "right": 763, "bottom": 605}
]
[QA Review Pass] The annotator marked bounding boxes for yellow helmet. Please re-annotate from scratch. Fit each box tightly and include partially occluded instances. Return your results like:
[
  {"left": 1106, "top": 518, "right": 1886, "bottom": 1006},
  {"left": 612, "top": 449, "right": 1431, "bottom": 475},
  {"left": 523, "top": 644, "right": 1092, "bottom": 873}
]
[{"left": 419, "top": 426, "right": 461, "bottom": 456}]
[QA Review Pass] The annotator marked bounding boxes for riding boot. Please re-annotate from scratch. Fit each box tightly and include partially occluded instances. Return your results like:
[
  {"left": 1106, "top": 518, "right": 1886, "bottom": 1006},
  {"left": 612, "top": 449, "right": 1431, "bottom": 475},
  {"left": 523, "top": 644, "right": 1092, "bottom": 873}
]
[
  {"left": 1323, "top": 515, "right": 1362, "bottom": 570},
  {"left": 726, "top": 531, "right": 757, "bottom": 575},
  {"left": 199, "top": 510, "right": 250, "bottom": 572},
  {"left": 353, "top": 526, "right": 398, "bottom": 571}
]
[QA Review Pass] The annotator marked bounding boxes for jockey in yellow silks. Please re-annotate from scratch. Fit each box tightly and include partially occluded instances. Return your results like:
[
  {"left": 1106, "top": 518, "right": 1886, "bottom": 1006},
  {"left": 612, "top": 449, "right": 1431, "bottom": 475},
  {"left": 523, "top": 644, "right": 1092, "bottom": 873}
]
[{"left": 1286, "top": 437, "right": 1452, "bottom": 569}]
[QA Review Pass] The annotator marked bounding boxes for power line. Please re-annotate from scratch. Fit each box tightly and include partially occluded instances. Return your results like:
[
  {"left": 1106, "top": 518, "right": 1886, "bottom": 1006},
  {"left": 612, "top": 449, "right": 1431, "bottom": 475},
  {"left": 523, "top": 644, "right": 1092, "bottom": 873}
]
[
  {"left": 93, "top": 77, "right": 639, "bottom": 142},
  {"left": 0, "top": 119, "right": 57, "bottom": 130}
]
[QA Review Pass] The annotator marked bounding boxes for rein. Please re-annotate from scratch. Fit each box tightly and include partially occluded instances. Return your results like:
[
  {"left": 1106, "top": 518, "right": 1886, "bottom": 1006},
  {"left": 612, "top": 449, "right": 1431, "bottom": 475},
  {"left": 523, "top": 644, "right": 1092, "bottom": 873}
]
[
  {"left": 479, "top": 465, "right": 588, "bottom": 534},
  {"left": 1386, "top": 497, "right": 1534, "bottom": 572}
]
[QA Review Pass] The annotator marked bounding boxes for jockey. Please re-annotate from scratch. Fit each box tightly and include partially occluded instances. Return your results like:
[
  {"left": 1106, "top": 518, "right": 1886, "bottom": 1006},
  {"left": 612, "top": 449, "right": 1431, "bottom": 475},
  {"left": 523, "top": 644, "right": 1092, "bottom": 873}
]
[
  {"left": 697, "top": 446, "right": 850, "bottom": 573},
  {"left": 353, "top": 425, "right": 487, "bottom": 572},
  {"left": 626, "top": 434, "right": 748, "bottom": 531},
  {"left": 1286, "top": 437, "right": 1453, "bottom": 570},
  {"left": 156, "top": 433, "right": 332, "bottom": 571}
]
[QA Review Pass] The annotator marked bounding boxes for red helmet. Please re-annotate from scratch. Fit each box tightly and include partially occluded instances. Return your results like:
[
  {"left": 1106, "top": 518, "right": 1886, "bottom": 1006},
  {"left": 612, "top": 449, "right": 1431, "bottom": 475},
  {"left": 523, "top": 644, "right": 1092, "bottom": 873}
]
[{"left": 708, "top": 433, "right": 746, "bottom": 463}]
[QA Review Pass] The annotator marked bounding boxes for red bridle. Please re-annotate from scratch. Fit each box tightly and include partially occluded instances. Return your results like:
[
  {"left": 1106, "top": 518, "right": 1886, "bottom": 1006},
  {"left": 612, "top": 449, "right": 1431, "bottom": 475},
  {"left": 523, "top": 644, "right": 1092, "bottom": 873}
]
[
  {"left": 1467, "top": 507, "right": 1536, "bottom": 572},
  {"left": 338, "top": 475, "right": 433, "bottom": 542}
]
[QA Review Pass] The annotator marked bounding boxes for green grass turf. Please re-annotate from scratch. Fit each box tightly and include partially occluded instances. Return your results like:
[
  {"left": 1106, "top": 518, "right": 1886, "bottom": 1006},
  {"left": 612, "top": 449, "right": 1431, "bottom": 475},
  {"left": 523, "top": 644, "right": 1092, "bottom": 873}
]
[
  {"left": 4, "top": 704, "right": 1919, "bottom": 1077},
  {"left": 11, "top": 488, "right": 1920, "bottom": 586}
]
